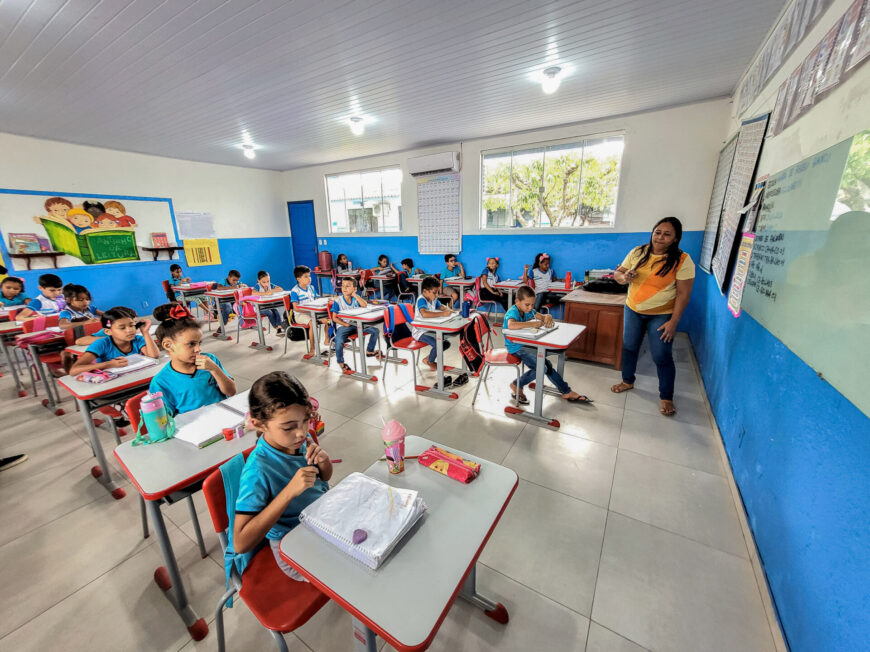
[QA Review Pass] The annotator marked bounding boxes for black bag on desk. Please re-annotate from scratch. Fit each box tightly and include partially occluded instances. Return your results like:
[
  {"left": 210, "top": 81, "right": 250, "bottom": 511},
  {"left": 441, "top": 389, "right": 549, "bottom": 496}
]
[{"left": 582, "top": 279, "right": 627, "bottom": 294}]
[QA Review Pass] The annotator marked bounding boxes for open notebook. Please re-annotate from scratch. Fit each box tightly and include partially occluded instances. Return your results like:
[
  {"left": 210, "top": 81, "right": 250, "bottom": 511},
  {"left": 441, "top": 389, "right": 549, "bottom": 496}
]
[
  {"left": 300, "top": 472, "right": 426, "bottom": 570},
  {"left": 507, "top": 324, "right": 559, "bottom": 340},
  {"left": 173, "top": 402, "right": 246, "bottom": 448},
  {"left": 414, "top": 313, "right": 460, "bottom": 325},
  {"left": 338, "top": 306, "right": 383, "bottom": 317},
  {"left": 111, "top": 354, "right": 159, "bottom": 376}
]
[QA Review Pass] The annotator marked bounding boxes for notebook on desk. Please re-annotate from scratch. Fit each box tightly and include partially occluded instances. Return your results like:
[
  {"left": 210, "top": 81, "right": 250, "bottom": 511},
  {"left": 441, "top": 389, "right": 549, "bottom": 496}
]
[
  {"left": 414, "top": 313, "right": 460, "bottom": 325},
  {"left": 220, "top": 389, "right": 250, "bottom": 416},
  {"left": 299, "top": 297, "right": 330, "bottom": 309},
  {"left": 339, "top": 306, "right": 384, "bottom": 317},
  {"left": 508, "top": 324, "right": 559, "bottom": 340},
  {"left": 300, "top": 472, "right": 426, "bottom": 570},
  {"left": 110, "top": 354, "right": 159, "bottom": 376},
  {"left": 173, "top": 403, "right": 245, "bottom": 448}
]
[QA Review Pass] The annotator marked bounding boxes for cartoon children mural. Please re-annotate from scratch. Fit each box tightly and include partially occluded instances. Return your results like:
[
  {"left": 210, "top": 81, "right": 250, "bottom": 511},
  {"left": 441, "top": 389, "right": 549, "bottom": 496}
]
[
  {"left": 104, "top": 200, "right": 136, "bottom": 227},
  {"left": 45, "top": 197, "right": 72, "bottom": 221},
  {"left": 66, "top": 208, "right": 94, "bottom": 233}
]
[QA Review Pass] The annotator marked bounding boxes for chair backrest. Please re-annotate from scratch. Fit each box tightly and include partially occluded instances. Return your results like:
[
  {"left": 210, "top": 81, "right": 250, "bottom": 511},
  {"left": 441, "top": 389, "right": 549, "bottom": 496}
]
[
  {"left": 358, "top": 269, "right": 373, "bottom": 288},
  {"left": 384, "top": 303, "right": 415, "bottom": 331},
  {"left": 235, "top": 287, "right": 258, "bottom": 320},
  {"left": 161, "top": 280, "right": 175, "bottom": 302},
  {"left": 125, "top": 390, "right": 148, "bottom": 434},
  {"left": 22, "top": 314, "right": 59, "bottom": 332},
  {"left": 65, "top": 320, "right": 103, "bottom": 345},
  {"left": 203, "top": 449, "right": 254, "bottom": 534}
]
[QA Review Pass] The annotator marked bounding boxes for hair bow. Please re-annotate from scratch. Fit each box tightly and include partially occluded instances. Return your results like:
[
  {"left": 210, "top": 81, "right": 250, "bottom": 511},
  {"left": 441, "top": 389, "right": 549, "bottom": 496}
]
[{"left": 169, "top": 304, "right": 192, "bottom": 320}]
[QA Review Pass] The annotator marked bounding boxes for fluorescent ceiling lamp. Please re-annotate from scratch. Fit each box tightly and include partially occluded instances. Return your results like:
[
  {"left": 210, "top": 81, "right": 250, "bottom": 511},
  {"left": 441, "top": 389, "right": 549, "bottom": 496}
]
[
  {"left": 349, "top": 116, "right": 365, "bottom": 136},
  {"left": 541, "top": 66, "right": 562, "bottom": 94},
  {"left": 242, "top": 145, "right": 256, "bottom": 159}
]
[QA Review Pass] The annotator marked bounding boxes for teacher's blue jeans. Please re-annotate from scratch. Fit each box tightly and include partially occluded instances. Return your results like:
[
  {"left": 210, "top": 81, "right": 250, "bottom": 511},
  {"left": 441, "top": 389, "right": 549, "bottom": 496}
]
[{"left": 621, "top": 306, "right": 675, "bottom": 400}]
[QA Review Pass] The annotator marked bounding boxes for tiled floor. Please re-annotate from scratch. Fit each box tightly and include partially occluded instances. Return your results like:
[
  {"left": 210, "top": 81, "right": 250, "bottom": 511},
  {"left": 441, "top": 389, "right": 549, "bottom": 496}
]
[{"left": 0, "top": 326, "right": 783, "bottom": 651}]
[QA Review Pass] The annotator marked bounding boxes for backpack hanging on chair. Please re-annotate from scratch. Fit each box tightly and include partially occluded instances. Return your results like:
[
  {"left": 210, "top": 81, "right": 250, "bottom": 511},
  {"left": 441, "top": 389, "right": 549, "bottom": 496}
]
[{"left": 458, "top": 313, "right": 492, "bottom": 374}]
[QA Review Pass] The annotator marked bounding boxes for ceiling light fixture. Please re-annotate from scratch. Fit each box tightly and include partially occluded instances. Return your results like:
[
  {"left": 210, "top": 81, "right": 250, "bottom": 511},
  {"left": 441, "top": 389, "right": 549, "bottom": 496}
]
[
  {"left": 541, "top": 66, "right": 563, "bottom": 94},
  {"left": 349, "top": 116, "right": 365, "bottom": 136},
  {"left": 242, "top": 145, "right": 256, "bottom": 160}
]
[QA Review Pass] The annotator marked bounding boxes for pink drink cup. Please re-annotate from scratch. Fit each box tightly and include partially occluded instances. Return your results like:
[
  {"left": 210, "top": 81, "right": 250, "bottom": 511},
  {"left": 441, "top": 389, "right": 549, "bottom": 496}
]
[{"left": 382, "top": 419, "right": 406, "bottom": 474}]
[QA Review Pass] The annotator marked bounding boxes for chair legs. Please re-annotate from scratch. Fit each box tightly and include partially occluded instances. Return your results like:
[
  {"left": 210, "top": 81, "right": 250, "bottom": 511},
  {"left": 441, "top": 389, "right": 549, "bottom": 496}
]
[
  {"left": 471, "top": 362, "right": 521, "bottom": 406},
  {"left": 214, "top": 585, "right": 239, "bottom": 652},
  {"left": 269, "top": 629, "right": 290, "bottom": 652}
]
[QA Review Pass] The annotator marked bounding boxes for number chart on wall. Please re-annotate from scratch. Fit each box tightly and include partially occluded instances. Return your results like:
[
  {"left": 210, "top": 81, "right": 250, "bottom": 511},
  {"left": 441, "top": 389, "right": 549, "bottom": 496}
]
[
  {"left": 742, "top": 130, "right": 869, "bottom": 417},
  {"left": 417, "top": 173, "right": 461, "bottom": 254},
  {"left": 0, "top": 190, "right": 178, "bottom": 270}
]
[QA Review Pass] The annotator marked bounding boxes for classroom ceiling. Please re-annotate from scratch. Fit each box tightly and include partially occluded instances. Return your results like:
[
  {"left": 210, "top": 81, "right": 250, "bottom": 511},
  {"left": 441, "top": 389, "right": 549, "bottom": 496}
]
[{"left": 0, "top": 0, "right": 786, "bottom": 171}]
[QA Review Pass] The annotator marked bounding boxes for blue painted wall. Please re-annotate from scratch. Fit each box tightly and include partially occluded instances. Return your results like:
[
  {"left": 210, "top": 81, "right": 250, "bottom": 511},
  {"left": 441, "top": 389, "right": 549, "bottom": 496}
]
[
  {"left": 9, "top": 236, "right": 294, "bottom": 314},
  {"left": 685, "top": 270, "right": 870, "bottom": 652}
]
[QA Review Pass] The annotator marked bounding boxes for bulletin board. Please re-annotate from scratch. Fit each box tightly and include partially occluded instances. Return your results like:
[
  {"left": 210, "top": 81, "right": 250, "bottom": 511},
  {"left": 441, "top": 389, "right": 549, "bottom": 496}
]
[
  {"left": 417, "top": 173, "right": 462, "bottom": 254},
  {"left": 742, "top": 130, "right": 869, "bottom": 417},
  {"left": 700, "top": 135, "right": 738, "bottom": 272}
]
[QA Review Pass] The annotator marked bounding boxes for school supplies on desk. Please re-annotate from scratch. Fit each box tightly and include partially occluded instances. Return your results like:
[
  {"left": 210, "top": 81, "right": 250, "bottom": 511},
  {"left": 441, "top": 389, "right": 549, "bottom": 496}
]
[
  {"left": 173, "top": 403, "right": 245, "bottom": 448},
  {"left": 298, "top": 297, "right": 330, "bottom": 309},
  {"left": 339, "top": 306, "right": 383, "bottom": 317},
  {"left": 108, "top": 354, "right": 159, "bottom": 376},
  {"left": 417, "top": 445, "right": 481, "bottom": 483},
  {"left": 507, "top": 324, "right": 559, "bottom": 340},
  {"left": 414, "top": 313, "right": 459, "bottom": 325},
  {"left": 220, "top": 389, "right": 250, "bottom": 415},
  {"left": 300, "top": 472, "right": 426, "bottom": 570},
  {"left": 132, "top": 391, "right": 177, "bottom": 446},
  {"left": 75, "top": 369, "right": 118, "bottom": 384},
  {"left": 382, "top": 419, "right": 406, "bottom": 474}
]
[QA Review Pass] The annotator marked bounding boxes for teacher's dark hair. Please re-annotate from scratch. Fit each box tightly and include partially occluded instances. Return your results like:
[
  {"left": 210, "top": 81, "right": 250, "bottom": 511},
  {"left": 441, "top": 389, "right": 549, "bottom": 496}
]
[{"left": 634, "top": 217, "right": 684, "bottom": 277}]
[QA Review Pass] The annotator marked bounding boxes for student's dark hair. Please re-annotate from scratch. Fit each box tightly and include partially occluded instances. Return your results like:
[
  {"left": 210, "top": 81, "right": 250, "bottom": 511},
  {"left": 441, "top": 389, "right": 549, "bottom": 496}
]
[
  {"left": 38, "top": 273, "right": 62, "bottom": 288},
  {"left": 531, "top": 253, "right": 548, "bottom": 271},
  {"left": 228, "top": 269, "right": 241, "bottom": 278},
  {"left": 336, "top": 253, "right": 347, "bottom": 264},
  {"left": 293, "top": 265, "right": 309, "bottom": 279},
  {"left": 1, "top": 276, "right": 24, "bottom": 291},
  {"left": 62, "top": 283, "right": 91, "bottom": 301},
  {"left": 517, "top": 285, "right": 536, "bottom": 301},
  {"left": 258, "top": 269, "right": 270, "bottom": 280},
  {"left": 444, "top": 254, "right": 456, "bottom": 262},
  {"left": 421, "top": 276, "right": 440, "bottom": 292},
  {"left": 633, "top": 216, "right": 684, "bottom": 277},
  {"left": 100, "top": 306, "right": 137, "bottom": 329},
  {"left": 170, "top": 263, "right": 182, "bottom": 272},
  {"left": 401, "top": 258, "right": 413, "bottom": 268},
  {"left": 378, "top": 254, "right": 388, "bottom": 263},
  {"left": 153, "top": 303, "right": 200, "bottom": 345},
  {"left": 249, "top": 371, "right": 313, "bottom": 423}
]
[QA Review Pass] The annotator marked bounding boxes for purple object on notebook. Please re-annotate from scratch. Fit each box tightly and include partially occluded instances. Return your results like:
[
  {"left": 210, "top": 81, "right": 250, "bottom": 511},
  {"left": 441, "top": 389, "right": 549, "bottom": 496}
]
[{"left": 352, "top": 529, "right": 367, "bottom": 544}]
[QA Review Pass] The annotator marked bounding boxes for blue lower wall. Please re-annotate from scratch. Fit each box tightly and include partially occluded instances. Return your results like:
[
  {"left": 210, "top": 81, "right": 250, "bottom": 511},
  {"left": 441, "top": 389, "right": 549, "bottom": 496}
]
[
  {"left": 685, "top": 271, "right": 870, "bottom": 652},
  {"left": 10, "top": 237, "right": 294, "bottom": 314}
]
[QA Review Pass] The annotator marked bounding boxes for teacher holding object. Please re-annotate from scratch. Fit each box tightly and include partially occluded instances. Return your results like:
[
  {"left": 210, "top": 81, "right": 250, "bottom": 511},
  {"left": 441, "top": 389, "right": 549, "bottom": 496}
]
[{"left": 611, "top": 217, "right": 695, "bottom": 416}]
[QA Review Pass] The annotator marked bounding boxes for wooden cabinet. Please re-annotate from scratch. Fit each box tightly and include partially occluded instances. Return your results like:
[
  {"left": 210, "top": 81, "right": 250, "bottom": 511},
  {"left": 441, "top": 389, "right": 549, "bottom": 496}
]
[{"left": 564, "top": 298, "right": 624, "bottom": 369}]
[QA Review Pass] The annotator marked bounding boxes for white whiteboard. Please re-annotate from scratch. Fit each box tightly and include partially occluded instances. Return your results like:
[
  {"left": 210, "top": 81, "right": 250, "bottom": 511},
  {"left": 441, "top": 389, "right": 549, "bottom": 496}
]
[{"left": 417, "top": 173, "right": 461, "bottom": 254}]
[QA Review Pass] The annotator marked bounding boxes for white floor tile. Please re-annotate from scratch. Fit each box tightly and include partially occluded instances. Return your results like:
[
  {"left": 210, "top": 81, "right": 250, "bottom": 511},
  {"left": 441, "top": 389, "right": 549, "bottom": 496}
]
[{"left": 585, "top": 622, "right": 648, "bottom": 652}]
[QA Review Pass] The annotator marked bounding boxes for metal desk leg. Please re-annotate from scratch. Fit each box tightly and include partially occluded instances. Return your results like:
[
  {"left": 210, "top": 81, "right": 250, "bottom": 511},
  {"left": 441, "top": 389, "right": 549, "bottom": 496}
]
[
  {"left": 3, "top": 339, "right": 26, "bottom": 397},
  {"left": 345, "top": 320, "right": 377, "bottom": 383},
  {"left": 459, "top": 564, "right": 509, "bottom": 624},
  {"left": 29, "top": 343, "right": 64, "bottom": 415},
  {"left": 351, "top": 616, "right": 378, "bottom": 652},
  {"left": 250, "top": 303, "right": 271, "bottom": 350},
  {"left": 79, "top": 397, "right": 126, "bottom": 498},
  {"left": 147, "top": 500, "right": 209, "bottom": 641},
  {"left": 212, "top": 297, "right": 231, "bottom": 341},
  {"left": 303, "top": 316, "right": 330, "bottom": 366},
  {"left": 504, "top": 345, "right": 560, "bottom": 428},
  {"left": 415, "top": 330, "right": 458, "bottom": 400}
]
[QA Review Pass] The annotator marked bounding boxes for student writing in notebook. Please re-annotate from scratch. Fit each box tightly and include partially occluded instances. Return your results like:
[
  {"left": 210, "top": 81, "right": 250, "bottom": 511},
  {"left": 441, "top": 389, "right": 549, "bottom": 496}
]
[
  {"left": 332, "top": 276, "right": 383, "bottom": 373},
  {"left": 503, "top": 286, "right": 591, "bottom": 404},
  {"left": 234, "top": 372, "right": 332, "bottom": 580},
  {"left": 148, "top": 304, "right": 236, "bottom": 415},
  {"left": 413, "top": 276, "right": 454, "bottom": 372},
  {"left": 69, "top": 306, "right": 159, "bottom": 375}
]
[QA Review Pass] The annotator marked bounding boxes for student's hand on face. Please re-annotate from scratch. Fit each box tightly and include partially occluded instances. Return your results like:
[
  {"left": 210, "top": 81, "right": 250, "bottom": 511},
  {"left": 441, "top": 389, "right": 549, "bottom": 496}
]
[
  {"left": 107, "top": 357, "right": 129, "bottom": 368},
  {"left": 195, "top": 354, "right": 218, "bottom": 372},
  {"left": 305, "top": 440, "right": 328, "bottom": 466},
  {"left": 138, "top": 318, "right": 151, "bottom": 332},
  {"left": 287, "top": 465, "right": 318, "bottom": 496}
]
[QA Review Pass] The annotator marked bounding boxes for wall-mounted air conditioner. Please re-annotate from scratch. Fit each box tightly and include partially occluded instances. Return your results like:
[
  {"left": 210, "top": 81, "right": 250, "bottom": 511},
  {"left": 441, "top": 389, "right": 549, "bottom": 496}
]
[{"left": 407, "top": 151, "right": 460, "bottom": 177}]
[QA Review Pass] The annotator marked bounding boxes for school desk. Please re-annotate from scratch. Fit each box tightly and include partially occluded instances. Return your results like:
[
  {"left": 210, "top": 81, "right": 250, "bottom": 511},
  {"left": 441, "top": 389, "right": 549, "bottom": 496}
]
[
  {"left": 0, "top": 320, "right": 27, "bottom": 396},
  {"left": 240, "top": 291, "right": 291, "bottom": 351},
  {"left": 57, "top": 360, "right": 168, "bottom": 498},
  {"left": 294, "top": 301, "right": 333, "bottom": 365},
  {"left": 492, "top": 279, "right": 527, "bottom": 308},
  {"left": 334, "top": 307, "right": 387, "bottom": 383},
  {"left": 205, "top": 288, "right": 237, "bottom": 341},
  {"left": 405, "top": 275, "right": 427, "bottom": 296},
  {"left": 279, "top": 435, "right": 517, "bottom": 652},
  {"left": 173, "top": 283, "right": 213, "bottom": 303},
  {"left": 444, "top": 276, "right": 476, "bottom": 301},
  {"left": 371, "top": 273, "right": 397, "bottom": 301},
  {"left": 502, "top": 323, "right": 586, "bottom": 429},
  {"left": 314, "top": 269, "right": 335, "bottom": 295},
  {"left": 114, "top": 406, "right": 256, "bottom": 642},
  {"left": 16, "top": 330, "right": 66, "bottom": 415},
  {"left": 408, "top": 315, "right": 468, "bottom": 400}
]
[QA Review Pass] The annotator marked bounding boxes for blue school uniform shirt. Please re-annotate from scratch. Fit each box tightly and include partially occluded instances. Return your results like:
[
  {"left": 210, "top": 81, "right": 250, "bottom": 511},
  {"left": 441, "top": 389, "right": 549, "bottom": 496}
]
[
  {"left": 333, "top": 294, "right": 360, "bottom": 312},
  {"left": 502, "top": 305, "right": 535, "bottom": 354},
  {"left": 412, "top": 295, "right": 442, "bottom": 340},
  {"left": 481, "top": 267, "right": 500, "bottom": 286},
  {"left": 0, "top": 294, "right": 28, "bottom": 307},
  {"left": 529, "top": 267, "right": 555, "bottom": 293},
  {"left": 235, "top": 437, "right": 328, "bottom": 540},
  {"left": 148, "top": 352, "right": 230, "bottom": 416},
  {"left": 26, "top": 294, "right": 63, "bottom": 314},
  {"left": 85, "top": 334, "right": 147, "bottom": 362},
  {"left": 441, "top": 266, "right": 462, "bottom": 280},
  {"left": 289, "top": 283, "right": 317, "bottom": 305}
]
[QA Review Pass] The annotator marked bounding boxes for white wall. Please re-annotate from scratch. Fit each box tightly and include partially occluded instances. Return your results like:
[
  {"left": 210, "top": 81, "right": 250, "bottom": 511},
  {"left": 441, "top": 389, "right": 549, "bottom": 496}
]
[
  {"left": 732, "top": 0, "right": 870, "bottom": 175},
  {"left": 0, "top": 132, "right": 288, "bottom": 239},
  {"left": 283, "top": 98, "right": 732, "bottom": 237}
]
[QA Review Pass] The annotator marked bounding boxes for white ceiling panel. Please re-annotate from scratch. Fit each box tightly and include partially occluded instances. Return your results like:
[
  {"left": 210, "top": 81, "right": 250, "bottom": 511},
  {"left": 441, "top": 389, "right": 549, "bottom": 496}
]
[{"left": 0, "top": 0, "right": 785, "bottom": 170}]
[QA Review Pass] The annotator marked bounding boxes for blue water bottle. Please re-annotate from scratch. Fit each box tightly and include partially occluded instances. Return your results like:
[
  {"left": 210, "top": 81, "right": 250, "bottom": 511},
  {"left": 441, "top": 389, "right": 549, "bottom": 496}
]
[{"left": 461, "top": 300, "right": 471, "bottom": 318}]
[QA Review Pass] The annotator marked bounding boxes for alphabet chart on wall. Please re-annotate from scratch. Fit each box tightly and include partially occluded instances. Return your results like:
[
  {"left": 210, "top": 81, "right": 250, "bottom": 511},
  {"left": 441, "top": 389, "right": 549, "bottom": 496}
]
[{"left": 417, "top": 173, "right": 461, "bottom": 254}]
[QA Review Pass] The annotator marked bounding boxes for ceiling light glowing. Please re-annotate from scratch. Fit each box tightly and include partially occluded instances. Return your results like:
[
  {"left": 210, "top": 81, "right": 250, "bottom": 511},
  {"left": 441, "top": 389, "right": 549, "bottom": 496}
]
[
  {"left": 349, "top": 116, "right": 365, "bottom": 136},
  {"left": 541, "top": 66, "right": 563, "bottom": 94},
  {"left": 242, "top": 145, "right": 256, "bottom": 159}
]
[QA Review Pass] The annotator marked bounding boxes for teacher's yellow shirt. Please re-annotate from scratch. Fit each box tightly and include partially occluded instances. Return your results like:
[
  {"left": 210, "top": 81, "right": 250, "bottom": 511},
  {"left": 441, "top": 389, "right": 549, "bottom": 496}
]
[{"left": 621, "top": 247, "right": 695, "bottom": 315}]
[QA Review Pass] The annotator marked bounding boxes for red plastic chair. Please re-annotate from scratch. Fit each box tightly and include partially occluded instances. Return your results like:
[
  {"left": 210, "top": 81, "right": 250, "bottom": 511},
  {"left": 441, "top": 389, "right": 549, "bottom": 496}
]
[
  {"left": 382, "top": 304, "right": 427, "bottom": 389},
  {"left": 470, "top": 313, "right": 524, "bottom": 407},
  {"left": 203, "top": 459, "right": 329, "bottom": 652},
  {"left": 357, "top": 269, "right": 377, "bottom": 300},
  {"left": 161, "top": 280, "right": 175, "bottom": 303},
  {"left": 234, "top": 288, "right": 272, "bottom": 344},
  {"left": 472, "top": 276, "right": 503, "bottom": 323},
  {"left": 281, "top": 295, "right": 312, "bottom": 356},
  {"left": 19, "top": 316, "right": 64, "bottom": 413}
]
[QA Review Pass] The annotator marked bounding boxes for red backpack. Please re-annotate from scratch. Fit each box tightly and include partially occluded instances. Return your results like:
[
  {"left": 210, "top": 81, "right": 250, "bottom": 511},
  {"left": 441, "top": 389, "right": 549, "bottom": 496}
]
[{"left": 458, "top": 313, "right": 493, "bottom": 374}]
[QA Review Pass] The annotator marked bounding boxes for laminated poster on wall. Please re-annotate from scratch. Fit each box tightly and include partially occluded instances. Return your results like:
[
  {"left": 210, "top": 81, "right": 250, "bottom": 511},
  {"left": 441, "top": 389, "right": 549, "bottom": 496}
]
[
  {"left": 0, "top": 189, "right": 177, "bottom": 270},
  {"left": 700, "top": 135, "right": 738, "bottom": 272},
  {"left": 727, "top": 233, "right": 756, "bottom": 318},
  {"left": 175, "top": 211, "right": 216, "bottom": 240},
  {"left": 417, "top": 173, "right": 461, "bottom": 255},
  {"left": 845, "top": 0, "right": 870, "bottom": 71},
  {"left": 817, "top": 0, "right": 864, "bottom": 93},
  {"left": 183, "top": 238, "right": 221, "bottom": 267}
]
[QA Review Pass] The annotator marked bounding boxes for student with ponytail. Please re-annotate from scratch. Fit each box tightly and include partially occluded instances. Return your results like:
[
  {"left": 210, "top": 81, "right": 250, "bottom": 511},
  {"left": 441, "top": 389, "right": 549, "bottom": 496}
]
[
  {"left": 69, "top": 306, "right": 159, "bottom": 375},
  {"left": 148, "top": 303, "right": 236, "bottom": 415}
]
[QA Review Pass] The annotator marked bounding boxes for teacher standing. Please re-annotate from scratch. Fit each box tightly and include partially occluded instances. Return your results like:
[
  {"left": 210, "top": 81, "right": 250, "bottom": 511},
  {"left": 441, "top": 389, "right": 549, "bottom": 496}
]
[{"left": 611, "top": 217, "right": 695, "bottom": 416}]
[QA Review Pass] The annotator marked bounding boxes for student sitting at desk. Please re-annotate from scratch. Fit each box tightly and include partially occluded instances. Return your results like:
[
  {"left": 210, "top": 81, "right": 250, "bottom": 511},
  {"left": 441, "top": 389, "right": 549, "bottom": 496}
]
[
  {"left": 16, "top": 273, "right": 63, "bottom": 318},
  {"left": 290, "top": 265, "right": 330, "bottom": 349},
  {"left": 335, "top": 253, "right": 353, "bottom": 272},
  {"left": 522, "top": 252, "right": 563, "bottom": 312},
  {"left": 368, "top": 254, "right": 398, "bottom": 301},
  {"left": 216, "top": 269, "right": 246, "bottom": 325},
  {"left": 148, "top": 304, "right": 236, "bottom": 415},
  {"left": 233, "top": 371, "right": 332, "bottom": 580},
  {"left": 69, "top": 306, "right": 160, "bottom": 375},
  {"left": 413, "top": 276, "right": 454, "bottom": 372},
  {"left": 254, "top": 269, "right": 288, "bottom": 336},
  {"left": 440, "top": 254, "right": 466, "bottom": 306},
  {"left": 332, "top": 276, "right": 383, "bottom": 373},
  {"left": 391, "top": 257, "right": 424, "bottom": 294},
  {"left": 168, "top": 263, "right": 211, "bottom": 315},
  {"left": 0, "top": 276, "right": 28, "bottom": 307},
  {"left": 503, "top": 286, "right": 591, "bottom": 404},
  {"left": 479, "top": 257, "right": 509, "bottom": 311},
  {"left": 58, "top": 283, "right": 102, "bottom": 328}
]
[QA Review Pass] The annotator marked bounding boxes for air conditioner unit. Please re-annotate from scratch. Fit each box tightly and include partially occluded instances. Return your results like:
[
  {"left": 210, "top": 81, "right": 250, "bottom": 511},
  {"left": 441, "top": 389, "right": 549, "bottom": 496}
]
[{"left": 407, "top": 151, "right": 460, "bottom": 177}]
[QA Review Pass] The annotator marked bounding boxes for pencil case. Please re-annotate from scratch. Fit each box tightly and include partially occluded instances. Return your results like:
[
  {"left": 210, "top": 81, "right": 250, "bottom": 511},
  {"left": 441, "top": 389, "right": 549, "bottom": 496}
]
[
  {"left": 417, "top": 445, "right": 481, "bottom": 483},
  {"left": 76, "top": 369, "right": 118, "bottom": 384}
]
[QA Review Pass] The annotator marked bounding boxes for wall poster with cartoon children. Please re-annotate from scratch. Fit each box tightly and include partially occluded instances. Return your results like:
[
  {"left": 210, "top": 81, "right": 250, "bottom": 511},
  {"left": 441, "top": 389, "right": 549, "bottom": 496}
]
[{"left": 0, "top": 190, "right": 178, "bottom": 270}]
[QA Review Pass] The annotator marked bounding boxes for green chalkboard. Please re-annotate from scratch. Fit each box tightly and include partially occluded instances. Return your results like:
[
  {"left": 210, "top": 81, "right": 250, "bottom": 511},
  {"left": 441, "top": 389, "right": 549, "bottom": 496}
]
[{"left": 742, "top": 131, "right": 870, "bottom": 417}]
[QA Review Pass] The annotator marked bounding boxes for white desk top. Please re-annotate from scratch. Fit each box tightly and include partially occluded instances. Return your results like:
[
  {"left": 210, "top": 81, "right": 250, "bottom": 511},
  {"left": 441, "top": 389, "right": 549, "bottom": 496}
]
[
  {"left": 493, "top": 279, "right": 526, "bottom": 288},
  {"left": 57, "top": 359, "right": 167, "bottom": 400},
  {"left": 242, "top": 291, "right": 291, "bottom": 302},
  {"left": 444, "top": 277, "right": 474, "bottom": 285},
  {"left": 0, "top": 321, "right": 24, "bottom": 334},
  {"left": 206, "top": 288, "right": 240, "bottom": 297},
  {"left": 279, "top": 436, "right": 518, "bottom": 650},
  {"left": 562, "top": 288, "right": 627, "bottom": 306},
  {"left": 336, "top": 270, "right": 361, "bottom": 276},
  {"left": 410, "top": 315, "right": 468, "bottom": 332},
  {"left": 336, "top": 308, "right": 385, "bottom": 323},
  {"left": 503, "top": 322, "right": 586, "bottom": 349}
]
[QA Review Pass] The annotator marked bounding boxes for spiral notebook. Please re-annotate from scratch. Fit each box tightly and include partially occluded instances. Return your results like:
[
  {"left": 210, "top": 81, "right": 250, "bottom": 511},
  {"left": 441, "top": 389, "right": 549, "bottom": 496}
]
[{"left": 300, "top": 472, "right": 426, "bottom": 570}]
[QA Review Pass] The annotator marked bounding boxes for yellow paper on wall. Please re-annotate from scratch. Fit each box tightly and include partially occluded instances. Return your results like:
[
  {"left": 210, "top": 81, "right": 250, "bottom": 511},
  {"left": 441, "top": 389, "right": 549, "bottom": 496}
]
[{"left": 183, "top": 238, "right": 221, "bottom": 267}]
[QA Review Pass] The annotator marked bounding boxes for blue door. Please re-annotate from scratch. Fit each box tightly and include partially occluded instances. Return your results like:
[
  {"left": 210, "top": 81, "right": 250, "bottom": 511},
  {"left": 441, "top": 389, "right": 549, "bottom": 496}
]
[{"left": 288, "top": 201, "right": 318, "bottom": 270}]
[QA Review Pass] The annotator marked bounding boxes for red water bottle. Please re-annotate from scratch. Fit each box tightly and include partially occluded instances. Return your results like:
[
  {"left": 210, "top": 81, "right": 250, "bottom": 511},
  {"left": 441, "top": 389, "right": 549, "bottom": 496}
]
[{"left": 565, "top": 270, "right": 572, "bottom": 289}]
